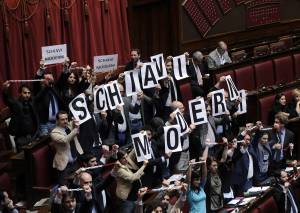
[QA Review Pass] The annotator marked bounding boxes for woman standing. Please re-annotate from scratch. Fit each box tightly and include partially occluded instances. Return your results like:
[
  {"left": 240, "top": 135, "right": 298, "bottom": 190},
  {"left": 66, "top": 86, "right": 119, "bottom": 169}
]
[{"left": 187, "top": 146, "right": 208, "bottom": 213}]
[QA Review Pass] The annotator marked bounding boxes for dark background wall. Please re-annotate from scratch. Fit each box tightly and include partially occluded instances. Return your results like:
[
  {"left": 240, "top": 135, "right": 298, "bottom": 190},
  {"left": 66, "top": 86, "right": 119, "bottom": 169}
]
[{"left": 127, "top": 0, "right": 300, "bottom": 59}]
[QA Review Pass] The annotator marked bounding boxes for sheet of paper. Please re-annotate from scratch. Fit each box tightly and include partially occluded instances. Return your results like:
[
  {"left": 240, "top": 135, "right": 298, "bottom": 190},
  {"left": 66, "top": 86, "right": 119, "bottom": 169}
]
[
  {"left": 238, "top": 197, "right": 256, "bottom": 206},
  {"left": 227, "top": 198, "right": 242, "bottom": 205},
  {"left": 247, "top": 186, "right": 269, "bottom": 193}
]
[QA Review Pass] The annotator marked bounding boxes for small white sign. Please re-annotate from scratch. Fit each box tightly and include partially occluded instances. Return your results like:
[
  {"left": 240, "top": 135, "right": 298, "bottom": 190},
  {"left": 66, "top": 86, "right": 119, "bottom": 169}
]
[
  {"left": 42, "top": 44, "right": 67, "bottom": 65},
  {"left": 94, "top": 54, "right": 118, "bottom": 72}
]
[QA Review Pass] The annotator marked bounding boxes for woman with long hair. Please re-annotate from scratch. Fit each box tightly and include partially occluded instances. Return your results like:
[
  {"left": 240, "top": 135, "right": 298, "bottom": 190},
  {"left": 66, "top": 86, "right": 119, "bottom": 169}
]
[
  {"left": 187, "top": 146, "right": 208, "bottom": 213},
  {"left": 268, "top": 93, "right": 289, "bottom": 124}
]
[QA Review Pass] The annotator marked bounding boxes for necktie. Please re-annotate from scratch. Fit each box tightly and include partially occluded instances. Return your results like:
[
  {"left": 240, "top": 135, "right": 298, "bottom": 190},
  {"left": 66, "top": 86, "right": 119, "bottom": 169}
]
[
  {"left": 49, "top": 92, "right": 57, "bottom": 116},
  {"left": 274, "top": 132, "right": 282, "bottom": 162},
  {"left": 287, "top": 189, "right": 298, "bottom": 213},
  {"left": 195, "top": 64, "right": 203, "bottom": 86},
  {"left": 65, "top": 127, "right": 71, "bottom": 135},
  {"left": 66, "top": 128, "right": 77, "bottom": 158}
]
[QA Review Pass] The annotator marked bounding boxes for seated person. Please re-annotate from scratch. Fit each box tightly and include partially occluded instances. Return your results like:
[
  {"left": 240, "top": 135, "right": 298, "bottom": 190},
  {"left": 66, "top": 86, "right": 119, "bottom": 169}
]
[
  {"left": 0, "top": 191, "right": 18, "bottom": 213},
  {"left": 268, "top": 93, "right": 289, "bottom": 125},
  {"left": 287, "top": 89, "right": 300, "bottom": 120},
  {"left": 207, "top": 41, "right": 232, "bottom": 69}
]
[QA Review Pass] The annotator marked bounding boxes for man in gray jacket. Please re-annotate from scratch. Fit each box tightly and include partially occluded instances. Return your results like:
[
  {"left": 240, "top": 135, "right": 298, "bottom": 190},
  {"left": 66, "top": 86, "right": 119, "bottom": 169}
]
[{"left": 207, "top": 41, "right": 232, "bottom": 69}]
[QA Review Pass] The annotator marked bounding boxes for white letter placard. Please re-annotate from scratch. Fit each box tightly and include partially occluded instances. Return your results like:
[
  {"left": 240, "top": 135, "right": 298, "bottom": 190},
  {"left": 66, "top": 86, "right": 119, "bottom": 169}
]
[
  {"left": 188, "top": 97, "right": 208, "bottom": 125},
  {"left": 69, "top": 93, "right": 92, "bottom": 125},
  {"left": 151, "top": 53, "right": 167, "bottom": 80},
  {"left": 211, "top": 89, "right": 228, "bottom": 116},
  {"left": 93, "top": 85, "right": 108, "bottom": 113},
  {"left": 225, "top": 75, "right": 239, "bottom": 101},
  {"left": 132, "top": 132, "right": 152, "bottom": 162},
  {"left": 173, "top": 54, "right": 189, "bottom": 80},
  {"left": 164, "top": 125, "right": 182, "bottom": 153},
  {"left": 42, "top": 44, "right": 67, "bottom": 65},
  {"left": 141, "top": 62, "right": 159, "bottom": 89},
  {"left": 124, "top": 70, "right": 141, "bottom": 96},
  {"left": 104, "top": 81, "right": 124, "bottom": 110}
]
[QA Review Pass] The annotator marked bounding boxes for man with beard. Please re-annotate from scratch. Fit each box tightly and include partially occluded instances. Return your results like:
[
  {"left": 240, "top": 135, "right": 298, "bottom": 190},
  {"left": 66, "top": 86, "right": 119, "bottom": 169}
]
[
  {"left": 2, "top": 81, "right": 39, "bottom": 151},
  {"left": 124, "top": 49, "right": 143, "bottom": 71}
]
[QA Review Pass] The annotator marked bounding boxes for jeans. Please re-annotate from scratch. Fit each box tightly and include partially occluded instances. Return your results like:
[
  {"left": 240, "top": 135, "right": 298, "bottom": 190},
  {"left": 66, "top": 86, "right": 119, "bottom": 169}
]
[
  {"left": 39, "top": 122, "right": 56, "bottom": 136},
  {"left": 116, "top": 199, "right": 136, "bottom": 213}
]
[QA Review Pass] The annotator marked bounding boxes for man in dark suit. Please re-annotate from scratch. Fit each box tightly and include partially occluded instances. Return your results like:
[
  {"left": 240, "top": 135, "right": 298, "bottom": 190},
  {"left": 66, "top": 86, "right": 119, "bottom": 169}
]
[
  {"left": 33, "top": 59, "right": 65, "bottom": 136},
  {"left": 158, "top": 56, "right": 181, "bottom": 121},
  {"left": 2, "top": 81, "right": 39, "bottom": 151},
  {"left": 270, "top": 112, "right": 295, "bottom": 171},
  {"left": 273, "top": 170, "right": 299, "bottom": 213},
  {"left": 139, "top": 127, "right": 170, "bottom": 188},
  {"left": 231, "top": 134, "right": 258, "bottom": 195},
  {"left": 187, "top": 51, "right": 209, "bottom": 98},
  {"left": 75, "top": 172, "right": 111, "bottom": 213}
]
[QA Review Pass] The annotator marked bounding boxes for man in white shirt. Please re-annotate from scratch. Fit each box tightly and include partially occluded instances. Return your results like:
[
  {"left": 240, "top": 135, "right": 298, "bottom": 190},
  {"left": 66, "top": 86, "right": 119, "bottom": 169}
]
[{"left": 187, "top": 51, "right": 209, "bottom": 97}]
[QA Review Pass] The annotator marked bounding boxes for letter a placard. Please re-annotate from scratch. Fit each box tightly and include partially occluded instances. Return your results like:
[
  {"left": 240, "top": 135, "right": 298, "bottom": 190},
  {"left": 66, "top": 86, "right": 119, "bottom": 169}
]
[{"left": 225, "top": 75, "right": 239, "bottom": 101}]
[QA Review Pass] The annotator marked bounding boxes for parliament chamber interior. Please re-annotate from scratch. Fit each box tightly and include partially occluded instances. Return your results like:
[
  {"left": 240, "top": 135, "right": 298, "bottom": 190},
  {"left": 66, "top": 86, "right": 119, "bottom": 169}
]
[{"left": 2, "top": 0, "right": 300, "bottom": 212}]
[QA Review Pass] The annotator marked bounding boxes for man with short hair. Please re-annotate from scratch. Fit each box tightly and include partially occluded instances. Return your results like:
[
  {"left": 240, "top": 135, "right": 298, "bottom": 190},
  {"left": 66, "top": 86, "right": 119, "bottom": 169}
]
[
  {"left": 34, "top": 59, "right": 65, "bottom": 136},
  {"left": 75, "top": 172, "right": 111, "bottom": 213},
  {"left": 270, "top": 112, "right": 295, "bottom": 170},
  {"left": 51, "top": 111, "right": 80, "bottom": 185},
  {"left": 207, "top": 41, "right": 232, "bottom": 69},
  {"left": 187, "top": 51, "right": 209, "bottom": 97},
  {"left": 273, "top": 170, "right": 300, "bottom": 213},
  {"left": 124, "top": 48, "right": 142, "bottom": 71},
  {"left": 2, "top": 81, "right": 39, "bottom": 151},
  {"left": 231, "top": 134, "right": 257, "bottom": 195}
]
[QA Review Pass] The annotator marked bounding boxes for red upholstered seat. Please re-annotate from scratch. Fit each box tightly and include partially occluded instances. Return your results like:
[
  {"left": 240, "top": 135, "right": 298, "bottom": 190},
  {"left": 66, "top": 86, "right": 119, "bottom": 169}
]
[
  {"left": 274, "top": 56, "right": 293, "bottom": 84},
  {"left": 0, "top": 172, "right": 12, "bottom": 195},
  {"left": 32, "top": 145, "right": 54, "bottom": 187},
  {"left": 259, "top": 95, "right": 275, "bottom": 125},
  {"left": 294, "top": 53, "right": 300, "bottom": 79},
  {"left": 235, "top": 66, "right": 256, "bottom": 90},
  {"left": 257, "top": 196, "right": 278, "bottom": 213},
  {"left": 179, "top": 82, "right": 193, "bottom": 110},
  {"left": 251, "top": 208, "right": 260, "bottom": 213},
  {"left": 215, "top": 70, "right": 235, "bottom": 91},
  {"left": 254, "top": 60, "right": 275, "bottom": 88}
]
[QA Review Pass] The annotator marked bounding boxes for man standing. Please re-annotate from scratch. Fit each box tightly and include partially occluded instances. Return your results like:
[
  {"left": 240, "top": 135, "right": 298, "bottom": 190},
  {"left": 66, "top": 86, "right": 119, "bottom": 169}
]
[
  {"left": 2, "top": 81, "right": 39, "bottom": 151},
  {"left": 188, "top": 51, "right": 209, "bottom": 97},
  {"left": 270, "top": 112, "right": 295, "bottom": 170},
  {"left": 51, "top": 111, "right": 80, "bottom": 185},
  {"left": 34, "top": 59, "right": 65, "bottom": 136},
  {"left": 124, "top": 49, "right": 143, "bottom": 71}
]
